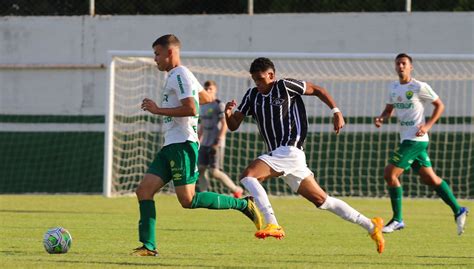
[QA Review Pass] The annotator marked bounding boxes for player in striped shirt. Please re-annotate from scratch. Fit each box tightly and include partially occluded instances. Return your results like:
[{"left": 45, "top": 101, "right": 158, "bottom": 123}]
[{"left": 225, "top": 57, "right": 385, "bottom": 253}]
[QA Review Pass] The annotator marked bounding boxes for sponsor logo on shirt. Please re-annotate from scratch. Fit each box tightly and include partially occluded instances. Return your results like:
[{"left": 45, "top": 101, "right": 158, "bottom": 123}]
[
  {"left": 177, "top": 75, "right": 185, "bottom": 94},
  {"left": 393, "top": 103, "right": 414, "bottom": 109},
  {"left": 400, "top": 120, "right": 415, "bottom": 126}
]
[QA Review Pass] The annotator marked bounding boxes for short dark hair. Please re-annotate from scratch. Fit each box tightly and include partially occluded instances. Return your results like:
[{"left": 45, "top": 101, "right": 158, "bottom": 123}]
[
  {"left": 395, "top": 53, "right": 412, "bottom": 63},
  {"left": 204, "top": 80, "right": 217, "bottom": 88},
  {"left": 249, "top": 57, "right": 275, "bottom": 74},
  {"left": 152, "top": 34, "right": 181, "bottom": 48}
]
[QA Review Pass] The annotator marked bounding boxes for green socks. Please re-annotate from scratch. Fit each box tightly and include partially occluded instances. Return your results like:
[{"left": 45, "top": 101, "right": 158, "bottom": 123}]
[
  {"left": 191, "top": 191, "right": 247, "bottom": 211},
  {"left": 434, "top": 180, "right": 462, "bottom": 215},
  {"left": 138, "top": 193, "right": 247, "bottom": 250},
  {"left": 388, "top": 186, "right": 403, "bottom": 221},
  {"left": 138, "top": 200, "right": 156, "bottom": 251},
  {"left": 388, "top": 180, "right": 461, "bottom": 221}
]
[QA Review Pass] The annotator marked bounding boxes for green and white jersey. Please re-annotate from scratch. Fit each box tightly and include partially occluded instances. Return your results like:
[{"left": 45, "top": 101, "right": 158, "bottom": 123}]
[
  {"left": 386, "top": 78, "right": 439, "bottom": 142},
  {"left": 161, "top": 66, "right": 202, "bottom": 146}
]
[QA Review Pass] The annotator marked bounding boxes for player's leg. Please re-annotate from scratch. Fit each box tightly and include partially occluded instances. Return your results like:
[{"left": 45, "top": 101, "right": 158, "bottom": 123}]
[
  {"left": 208, "top": 168, "right": 243, "bottom": 197},
  {"left": 383, "top": 141, "right": 417, "bottom": 233},
  {"left": 132, "top": 173, "right": 165, "bottom": 256},
  {"left": 383, "top": 164, "right": 405, "bottom": 232},
  {"left": 417, "top": 165, "right": 468, "bottom": 235},
  {"left": 197, "top": 146, "right": 210, "bottom": 192},
  {"left": 197, "top": 164, "right": 210, "bottom": 192},
  {"left": 208, "top": 146, "right": 243, "bottom": 197},
  {"left": 295, "top": 175, "right": 384, "bottom": 253},
  {"left": 240, "top": 159, "right": 283, "bottom": 230},
  {"left": 172, "top": 141, "right": 262, "bottom": 230}
]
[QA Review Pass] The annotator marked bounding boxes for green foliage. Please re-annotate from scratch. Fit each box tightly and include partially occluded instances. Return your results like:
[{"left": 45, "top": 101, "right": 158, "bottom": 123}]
[{"left": 1, "top": 195, "right": 473, "bottom": 268}]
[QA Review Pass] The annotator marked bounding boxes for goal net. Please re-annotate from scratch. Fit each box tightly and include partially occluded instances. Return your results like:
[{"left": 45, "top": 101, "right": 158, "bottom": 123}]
[{"left": 105, "top": 51, "right": 474, "bottom": 198}]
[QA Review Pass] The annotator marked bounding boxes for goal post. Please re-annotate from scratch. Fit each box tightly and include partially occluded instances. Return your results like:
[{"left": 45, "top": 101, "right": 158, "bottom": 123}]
[{"left": 104, "top": 51, "right": 474, "bottom": 198}]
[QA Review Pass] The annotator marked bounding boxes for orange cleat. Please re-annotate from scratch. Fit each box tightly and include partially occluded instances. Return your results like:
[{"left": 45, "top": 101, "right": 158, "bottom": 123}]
[
  {"left": 370, "top": 217, "right": 385, "bottom": 254},
  {"left": 255, "top": 224, "right": 285, "bottom": 240}
]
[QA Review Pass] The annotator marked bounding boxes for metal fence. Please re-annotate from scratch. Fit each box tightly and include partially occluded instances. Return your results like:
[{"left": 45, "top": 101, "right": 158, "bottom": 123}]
[{"left": 1, "top": 0, "right": 473, "bottom": 16}]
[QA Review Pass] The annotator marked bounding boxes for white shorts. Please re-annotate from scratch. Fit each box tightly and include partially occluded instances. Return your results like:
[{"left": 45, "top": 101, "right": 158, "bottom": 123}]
[{"left": 258, "top": 146, "right": 313, "bottom": 192}]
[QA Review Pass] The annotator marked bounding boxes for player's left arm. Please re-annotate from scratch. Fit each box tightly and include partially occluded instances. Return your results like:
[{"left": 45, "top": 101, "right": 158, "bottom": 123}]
[
  {"left": 416, "top": 98, "right": 444, "bottom": 136},
  {"left": 141, "top": 97, "right": 197, "bottom": 117},
  {"left": 304, "top": 82, "right": 345, "bottom": 134}
]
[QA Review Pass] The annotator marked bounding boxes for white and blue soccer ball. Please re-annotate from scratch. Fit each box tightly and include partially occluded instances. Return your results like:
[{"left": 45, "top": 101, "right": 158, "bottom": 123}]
[{"left": 43, "top": 227, "right": 72, "bottom": 254}]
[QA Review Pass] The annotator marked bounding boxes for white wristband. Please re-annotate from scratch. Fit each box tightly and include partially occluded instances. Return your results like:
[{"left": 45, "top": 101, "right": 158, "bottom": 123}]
[{"left": 331, "top": 107, "right": 341, "bottom": 114}]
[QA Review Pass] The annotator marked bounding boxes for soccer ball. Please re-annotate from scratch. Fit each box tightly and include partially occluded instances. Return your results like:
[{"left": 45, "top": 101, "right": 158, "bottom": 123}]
[{"left": 43, "top": 227, "right": 72, "bottom": 254}]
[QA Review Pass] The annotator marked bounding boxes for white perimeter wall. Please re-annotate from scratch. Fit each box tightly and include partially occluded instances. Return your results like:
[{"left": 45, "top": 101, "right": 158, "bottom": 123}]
[{"left": 0, "top": 13, "right": 473, "bottom": 115}]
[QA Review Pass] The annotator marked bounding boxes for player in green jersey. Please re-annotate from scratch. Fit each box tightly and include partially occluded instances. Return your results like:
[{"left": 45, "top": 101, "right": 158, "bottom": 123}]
[
  {"left": 131, "top": 34, "right": 262, "bottom": 256},
  {"left": 375, "top": 53, "right": 468, "bottom": 235}
]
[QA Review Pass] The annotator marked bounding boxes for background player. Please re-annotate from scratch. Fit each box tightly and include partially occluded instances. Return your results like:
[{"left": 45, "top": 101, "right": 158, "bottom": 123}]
[
  {"left": 374, "top": 53, "right": 468, "bottom": 235},
  {"left": 197, "top": 80, "right": 244, "bottom": 198}
]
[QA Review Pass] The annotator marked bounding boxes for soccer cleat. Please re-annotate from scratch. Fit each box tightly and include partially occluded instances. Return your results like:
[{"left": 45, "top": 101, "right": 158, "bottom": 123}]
[
  {"left": 455, "top": 207, "right": 468, "bottom": 235},
  {"left": 382, "top": 219, "right": 405, "bottom": 233},
  {"left": 130, "top": 246, "right": 159, "bottom": 256},
  {"left": 370, "top": 217, "right": 385, "bottom": 254},
  {"left": 241, "top": 196, "right": 263, "bottom": 230},
  {"left": 255, "top": 224, "right": 285, "bottom": 240}
]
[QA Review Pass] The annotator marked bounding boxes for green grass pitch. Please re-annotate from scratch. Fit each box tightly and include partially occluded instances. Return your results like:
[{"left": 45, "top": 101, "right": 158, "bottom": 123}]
[{"left": 0, "top": 195, "right": 473, "bottom": 268}]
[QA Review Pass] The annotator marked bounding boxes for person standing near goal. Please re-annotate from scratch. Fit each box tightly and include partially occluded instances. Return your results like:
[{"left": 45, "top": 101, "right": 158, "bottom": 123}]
[
  {"left": 197, "top": 80, "right": 244, "bottom": 198},
  {"left": 225, "top": 57, "right": 386, "bottom": 254},
  {"left": 132, "top": 34, "right": 263, "bottom": 256},
  {"left": 374, "top": 53, "right": 468, "bottom": 235}
]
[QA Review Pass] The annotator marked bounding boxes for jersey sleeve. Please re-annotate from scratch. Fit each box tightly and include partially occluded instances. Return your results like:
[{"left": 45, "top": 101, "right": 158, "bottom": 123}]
[
  {"left": 236, "top": 88, "right": 253, "bottom": 116},
  {"left": 283, "top": 78, "right": 306, "bottom": 96},
  {"left": 419, "top": 82, "right": 439, "bottom": 102},
  {"left": 217, "top": 100, "right": 225, "bottom": 119},
  {"left": 169, "top": 70, "right": 196, "bottom": 100}
]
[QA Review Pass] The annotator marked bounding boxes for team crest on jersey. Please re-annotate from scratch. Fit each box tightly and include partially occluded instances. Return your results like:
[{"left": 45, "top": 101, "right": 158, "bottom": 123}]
[
  {"left": 406, "top": 90, "right": 414, "bottom": 100},
  {"left": 271, "top": 97, "right": 285, "bottom": 106},
  {"left": 206, "top": 108, "right": 214, "bottom": 116}
]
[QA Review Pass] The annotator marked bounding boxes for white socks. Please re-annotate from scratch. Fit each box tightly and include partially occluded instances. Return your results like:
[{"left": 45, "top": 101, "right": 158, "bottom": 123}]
[
  {"left": 240, "top": 178, "right": 374, "bottom": 232},
  {"left": 319, "top": 196, "right": 374, "bottom": 232},
  {"left": 241, "top": 176, "right": 278, "bottom": 225}
]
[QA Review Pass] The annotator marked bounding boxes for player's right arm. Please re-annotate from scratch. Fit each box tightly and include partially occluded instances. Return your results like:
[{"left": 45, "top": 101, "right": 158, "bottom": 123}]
[
  {"left": 374, "top": 104, "right": 394, "bottom": 128},
  {"left": 224, "top": 99, "right": 244, "bottom": 131}
]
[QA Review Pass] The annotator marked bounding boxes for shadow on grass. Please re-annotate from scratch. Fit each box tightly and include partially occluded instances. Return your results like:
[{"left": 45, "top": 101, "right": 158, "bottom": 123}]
[
  {"left": 416, "top": 255, "right": 474, "bottom": 259},
  {"left": 18, "top": 257, "right": 256, "bottom": 268}
]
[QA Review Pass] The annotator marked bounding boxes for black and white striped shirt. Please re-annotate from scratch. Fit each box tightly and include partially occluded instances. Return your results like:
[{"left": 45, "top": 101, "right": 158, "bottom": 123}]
[{"left": 237, "top": 78, "right": 308, "bottom": 152}]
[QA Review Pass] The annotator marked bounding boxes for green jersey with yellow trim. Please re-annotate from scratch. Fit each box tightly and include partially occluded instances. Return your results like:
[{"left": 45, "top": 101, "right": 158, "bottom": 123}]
[
  {"left": 386, "top": 78, "right": 439, "bottom": 142},
  {"left": 161, "top": 66, "right": 202, "bottom": 146}
]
